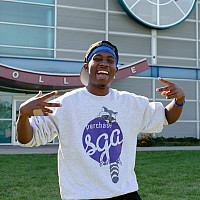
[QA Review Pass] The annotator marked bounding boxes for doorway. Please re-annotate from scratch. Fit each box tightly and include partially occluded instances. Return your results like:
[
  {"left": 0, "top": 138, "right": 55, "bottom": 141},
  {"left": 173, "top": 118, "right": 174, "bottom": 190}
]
[
  {"left": 12, "top": 96, "right": 30, "bottom": 145},
  {"left": 12, "top": 96, "right": 59, "bottom": 145}
]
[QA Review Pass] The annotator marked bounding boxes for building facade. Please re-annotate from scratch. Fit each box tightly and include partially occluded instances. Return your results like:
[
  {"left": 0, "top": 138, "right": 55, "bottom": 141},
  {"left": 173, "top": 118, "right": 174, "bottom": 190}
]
[{"left": 0, "top": 0, "right": 200, "bottom": 145}]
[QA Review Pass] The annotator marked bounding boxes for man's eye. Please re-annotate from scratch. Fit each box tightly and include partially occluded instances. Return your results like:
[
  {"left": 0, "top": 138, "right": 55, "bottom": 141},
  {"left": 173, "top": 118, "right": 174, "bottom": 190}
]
[
  {"left": 108, "top": 60, "right": 114, "bottom": 63},
  {"left": 94, "top": 58, "right": 102, "bottom": 61}
]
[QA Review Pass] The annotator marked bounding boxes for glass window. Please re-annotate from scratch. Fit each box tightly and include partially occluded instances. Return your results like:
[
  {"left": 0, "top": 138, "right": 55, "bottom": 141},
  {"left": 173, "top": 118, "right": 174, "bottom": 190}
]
[
  {"left": 160, "top": 122, "right": 196, "bottom": 138},
  {"left": 13, "top": 0, "right": 55, "bottom": 4},
  {"left": 159, "top": 67, "right": 196, "bottom": 80},
  {"left": 157, "top": 39, "right": 196, "bottom": 58},
  {"left": 0, "top": 47, "right": 54, "bottom": 58},
  {"left": 57, "top": 0, "right": 105, "bottom": 9},
  {"left": 0, "top": 24, "right": 54, "bottom": 48},
  {"left": 57, "top": 7, "right": 105, "bottom": 30},
  {"left": 0, "top": 96, "right": 12, "bottom": 119},
  {"left": 0, "top": 120, "right": 12, "bottom": 143},
  {"left": 0, "top": 1, "right": 55, "bottom": 58},
  {"left": 0, "top": 1, "right": 54, "bottom": 26}
]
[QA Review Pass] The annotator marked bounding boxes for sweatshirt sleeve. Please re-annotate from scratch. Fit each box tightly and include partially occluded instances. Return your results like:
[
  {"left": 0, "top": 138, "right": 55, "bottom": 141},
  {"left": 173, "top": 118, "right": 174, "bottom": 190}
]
[
  {"left": 19, "top": 115, "right": 59, "bottom": 147},
  {"left": 140, "top": 102, "right": 168, "bottom": 134}
]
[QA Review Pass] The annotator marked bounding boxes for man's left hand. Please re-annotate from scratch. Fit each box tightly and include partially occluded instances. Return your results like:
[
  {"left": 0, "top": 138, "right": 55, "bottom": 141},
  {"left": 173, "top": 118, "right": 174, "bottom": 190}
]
[{"left": 156, "top": 77, "right": 185, "bottom": 100}]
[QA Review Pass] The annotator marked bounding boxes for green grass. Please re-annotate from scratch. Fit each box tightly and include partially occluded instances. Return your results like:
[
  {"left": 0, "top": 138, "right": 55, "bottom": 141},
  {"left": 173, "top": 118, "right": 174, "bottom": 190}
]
[
  {"left": 0, "top": 151, "right": 200, "bottom": 200},
  {"left": 136, "top": 151, "right": 200, "bottom": 200},
  {"left": 0, "top": 154, "right": 60, "bottom": 200}
]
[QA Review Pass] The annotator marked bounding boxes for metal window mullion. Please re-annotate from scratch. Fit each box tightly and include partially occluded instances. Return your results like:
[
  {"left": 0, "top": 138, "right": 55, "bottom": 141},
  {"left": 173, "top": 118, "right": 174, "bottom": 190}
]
[
  {"left": 109, "top": 31, "right": 151, "bottom": 38},
  {"left": 185, "top": 18, "right": 196, "bottom": 23},
  {"left": 11, "top": 97, "right": 15, "bottom": 145},
  {"left": 0, "top": 44, "right": 54, "bottom": 51},
  {"left": 177, "top": 120, "right": 197, "bottom": 123},
  {"left": 56, "top": 48, "right": 86, "bottom": 53},
  {"left": 196, "top": 1, "right": 199, "bottom": 68},
  {"left": 119, "top": 52, "right": 151, "bottom": 57},
  {"left": 157, "top": 55, "right": 196, "bottom": 61},
  {"left": 197, "top": 80, "right": 199, "bottom": 139},
  {"left": 1, "top": 0, "right": 55, "bottom": 7},
  {"left": 196, "top": 3, "right": 199, "bottom": 139},
  {"left": 0, "top": 21, "right": 54, "bottom": 29},
  {"left": 151, "top": 29, "right": 157, "bottom": 65},
  {"left": 0, "top": 54, "right": 55, "bottom": 60},
  {"left": 157, "top": 35, "right": 196, "bottom": 42},
  {"left": 156, "top": 98, "right": 196, "bottom": 102},
  {"left": 153, "top": 78, "right": 156, "bottom": 137},
  {"left": 54, "top": 0, "right": 57, "bottom": 59},
  {"left": 57, "top": 26, "right": 105, "bottom": 34},
  {"left": 157, "top": 0, "right": 159, "bottom": 26},
  {"left": 57, "top": 4, "right": 105, "bottom": 13},
  {"left": 105, "top": 0, "right": 109, "bottom": 40}
]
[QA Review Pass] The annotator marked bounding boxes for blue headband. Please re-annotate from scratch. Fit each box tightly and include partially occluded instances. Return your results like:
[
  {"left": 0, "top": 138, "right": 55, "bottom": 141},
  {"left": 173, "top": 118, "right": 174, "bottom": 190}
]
[{"left": 87, "top": 46, "right": 117, "bottom": 64}]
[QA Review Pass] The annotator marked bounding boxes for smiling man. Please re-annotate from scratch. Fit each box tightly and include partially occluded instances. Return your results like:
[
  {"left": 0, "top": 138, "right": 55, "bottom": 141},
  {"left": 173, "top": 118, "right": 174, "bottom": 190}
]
[
  {"left": 81, "top": 41, "right": 119, "bottom": 96},
  {"left": 17, "top": 41, "right": 185, "bottom": 200}
]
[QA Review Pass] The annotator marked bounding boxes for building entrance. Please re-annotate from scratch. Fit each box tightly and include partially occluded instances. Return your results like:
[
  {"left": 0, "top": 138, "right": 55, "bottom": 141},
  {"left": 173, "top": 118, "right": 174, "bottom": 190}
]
[
  {"left": 12, "top": 97, "right": 30, "bottom": 145},
  {"left": 12, "top": 96, "right": 59, "bottom": 145}
]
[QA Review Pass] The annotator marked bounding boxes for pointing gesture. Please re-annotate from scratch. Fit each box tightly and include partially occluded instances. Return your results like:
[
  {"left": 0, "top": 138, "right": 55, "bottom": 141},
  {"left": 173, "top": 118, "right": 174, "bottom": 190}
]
[
  {"left": 156, "top": 77, "right": 185, "bottom": 100},
  {"left": 156, "top": 77, "right": 185, "bottom": 124},
  {"left": 19, "top": 91, "right": 62, "bottom": 117}
]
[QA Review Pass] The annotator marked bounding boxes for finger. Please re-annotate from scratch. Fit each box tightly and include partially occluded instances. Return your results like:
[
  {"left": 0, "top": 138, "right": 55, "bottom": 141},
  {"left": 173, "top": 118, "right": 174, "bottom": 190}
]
[
  {"left": 156, "top": 85, "right": 175, "bottom": 92},
  {"left": 43, "top": 112, "right": 50, "bottom": 116},
  {"left": 43, "top": 113, "right": 49, "bottom": 116},
  {"left": 158, "top": 77, "right": 173, "bottom": 86},
  {"left": 41, "top": 107, "right": 54, "bottom": 114},
  {"left": 161, "top": 91, "right": 176, "bottom": 98},
  {"left": 40, "top": 102, "right": 62, "bottom": 108},
  {"left": 41, "top": 91, "right": 58, "bottom": 101},
  {"left": 161, "top": 91, "right": 167, "bottom": 96},
  {"left": 35, "top": 91, "right": 43, "bottom": 98},
  {"left": 33, "top": 107, "right": 54, "bottom": 116},
  {"left": 165, "top": 93, "right": 178, "bottom": 99},
  {"left": 165, "top": 90, "right": 177, "bottom": 97}
]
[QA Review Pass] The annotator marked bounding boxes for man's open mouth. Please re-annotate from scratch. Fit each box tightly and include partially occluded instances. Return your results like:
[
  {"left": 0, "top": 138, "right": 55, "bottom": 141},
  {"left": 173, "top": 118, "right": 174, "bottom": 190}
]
[
  {"left": 96, "top": 70, "right": 109, "bottom": 80},
  {"left": 97, "top": 70, "right": 109, "bottom": 75}
]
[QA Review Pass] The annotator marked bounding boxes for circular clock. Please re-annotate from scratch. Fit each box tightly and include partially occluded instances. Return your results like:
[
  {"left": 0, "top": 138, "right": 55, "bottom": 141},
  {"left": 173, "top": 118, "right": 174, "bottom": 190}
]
[{"left": 118, "top": 0, "right": 197, "bottom": 29}]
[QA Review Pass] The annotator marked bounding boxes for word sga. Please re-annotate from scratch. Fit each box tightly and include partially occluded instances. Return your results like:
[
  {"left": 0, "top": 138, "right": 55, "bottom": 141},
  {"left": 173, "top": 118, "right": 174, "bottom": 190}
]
[{"left": 84, "top": 128, "right": 123, "bottom": 165}]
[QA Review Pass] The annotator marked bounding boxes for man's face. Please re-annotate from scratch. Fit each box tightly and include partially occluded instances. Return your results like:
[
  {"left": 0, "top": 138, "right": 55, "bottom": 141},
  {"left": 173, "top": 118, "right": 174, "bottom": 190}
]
[{"left": 85, "top": 51, "right": 118, "bottom": 88}]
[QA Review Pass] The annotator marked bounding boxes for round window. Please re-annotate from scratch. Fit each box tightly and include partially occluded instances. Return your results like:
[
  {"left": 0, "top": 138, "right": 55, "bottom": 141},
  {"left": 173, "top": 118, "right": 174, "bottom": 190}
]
[{"left": 118, "top": 0, "right": 197, "bottom": 29}]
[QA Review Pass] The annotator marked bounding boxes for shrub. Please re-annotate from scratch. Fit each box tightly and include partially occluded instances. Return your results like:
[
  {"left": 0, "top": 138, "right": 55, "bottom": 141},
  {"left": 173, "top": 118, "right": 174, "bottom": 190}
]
[
  {"left": 137, "top": 134, "right": 155, "bottom": 147},
  {"left": 137, "top": 135, "right": 200, "bottom": 147}
]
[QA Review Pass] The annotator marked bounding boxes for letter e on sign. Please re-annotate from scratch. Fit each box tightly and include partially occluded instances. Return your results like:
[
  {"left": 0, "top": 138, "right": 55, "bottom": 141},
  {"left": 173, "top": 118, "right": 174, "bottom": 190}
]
[{"left": 131, "top": 67, "right": 136, "bottom": 74}]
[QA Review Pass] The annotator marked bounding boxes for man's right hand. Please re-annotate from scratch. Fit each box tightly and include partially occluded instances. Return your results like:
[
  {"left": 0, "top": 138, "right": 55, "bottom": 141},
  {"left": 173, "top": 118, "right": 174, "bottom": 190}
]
[{"left": 19, "top": 91, "right": 62, "bottom": 117}]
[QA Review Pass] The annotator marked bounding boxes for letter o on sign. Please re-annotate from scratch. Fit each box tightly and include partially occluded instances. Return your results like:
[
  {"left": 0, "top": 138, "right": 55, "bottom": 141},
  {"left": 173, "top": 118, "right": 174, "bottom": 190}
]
[{"left": 12, "top": 71, "right": 19, "bottom": 79}]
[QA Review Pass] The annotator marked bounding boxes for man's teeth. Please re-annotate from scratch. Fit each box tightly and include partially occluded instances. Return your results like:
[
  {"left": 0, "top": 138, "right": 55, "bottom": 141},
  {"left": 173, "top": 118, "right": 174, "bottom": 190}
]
[{"left": 97, "top": 71, "right": 108, "bottom": 74}]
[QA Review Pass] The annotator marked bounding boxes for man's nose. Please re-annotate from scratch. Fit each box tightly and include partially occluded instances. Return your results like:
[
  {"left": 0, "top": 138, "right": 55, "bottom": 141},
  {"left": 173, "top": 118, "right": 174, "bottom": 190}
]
[{"left": 100, "top": 59, "right": 109, "bottom": 66}]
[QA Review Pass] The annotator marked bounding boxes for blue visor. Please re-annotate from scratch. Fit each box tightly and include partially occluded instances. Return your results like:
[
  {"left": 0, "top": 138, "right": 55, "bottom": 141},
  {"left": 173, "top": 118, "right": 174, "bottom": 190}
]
[{"left": 87, "top": 46, "right": 117, "bottom": 64}]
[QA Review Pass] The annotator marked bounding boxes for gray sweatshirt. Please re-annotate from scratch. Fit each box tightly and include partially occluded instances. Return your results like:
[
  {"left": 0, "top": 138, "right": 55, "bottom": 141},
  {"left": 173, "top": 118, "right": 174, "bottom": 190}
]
[{"left": 19, "top": 87, "right": 167, "bottom": 200}]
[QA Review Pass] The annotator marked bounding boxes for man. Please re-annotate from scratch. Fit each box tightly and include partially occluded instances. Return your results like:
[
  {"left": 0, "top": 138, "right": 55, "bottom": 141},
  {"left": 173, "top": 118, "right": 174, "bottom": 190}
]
[{"left": 17, "top": 41, "right": 185, "bottom": 200}]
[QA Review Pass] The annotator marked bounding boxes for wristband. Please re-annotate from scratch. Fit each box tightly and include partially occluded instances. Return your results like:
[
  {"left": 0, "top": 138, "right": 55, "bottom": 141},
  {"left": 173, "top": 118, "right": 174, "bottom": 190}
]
[{"left": 174, "top": 98, "right": 185, "bottom": 107}]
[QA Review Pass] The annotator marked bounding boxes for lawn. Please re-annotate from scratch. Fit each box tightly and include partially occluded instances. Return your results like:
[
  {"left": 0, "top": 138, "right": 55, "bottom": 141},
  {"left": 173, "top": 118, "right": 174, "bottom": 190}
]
[{"left": 0, "top": 151, "right": 200, "bottom": 200}]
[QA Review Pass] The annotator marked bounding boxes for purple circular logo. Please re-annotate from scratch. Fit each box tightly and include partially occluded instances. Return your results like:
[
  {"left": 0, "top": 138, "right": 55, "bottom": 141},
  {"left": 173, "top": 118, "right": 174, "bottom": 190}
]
[{"left": 82, "top": 118, "right": 123, "bottom": 165}]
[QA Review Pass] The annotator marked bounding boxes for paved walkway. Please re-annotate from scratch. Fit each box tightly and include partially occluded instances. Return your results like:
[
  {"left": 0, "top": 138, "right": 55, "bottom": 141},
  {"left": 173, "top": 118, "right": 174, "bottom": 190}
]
[{"left": 0, "top": 145, "right": 200, "bottom": 154}]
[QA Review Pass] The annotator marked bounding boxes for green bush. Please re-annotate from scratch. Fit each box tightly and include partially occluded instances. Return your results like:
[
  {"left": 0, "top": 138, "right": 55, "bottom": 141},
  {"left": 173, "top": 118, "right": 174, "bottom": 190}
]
[{"left": 137, "top": 135, "right": 200, "bottom": 147}]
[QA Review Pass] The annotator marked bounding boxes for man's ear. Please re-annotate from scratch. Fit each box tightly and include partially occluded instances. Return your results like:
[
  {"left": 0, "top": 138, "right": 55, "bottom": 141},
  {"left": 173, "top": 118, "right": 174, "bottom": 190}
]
[
  {"left": 115, "top": 66, "right": 118, "bottom": 74},
  {"left": 84, "top": 63, "right": 89, "bottom": 72},
  {"left": 116, "top": 67, "right": 118, "bottom": 73}
]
